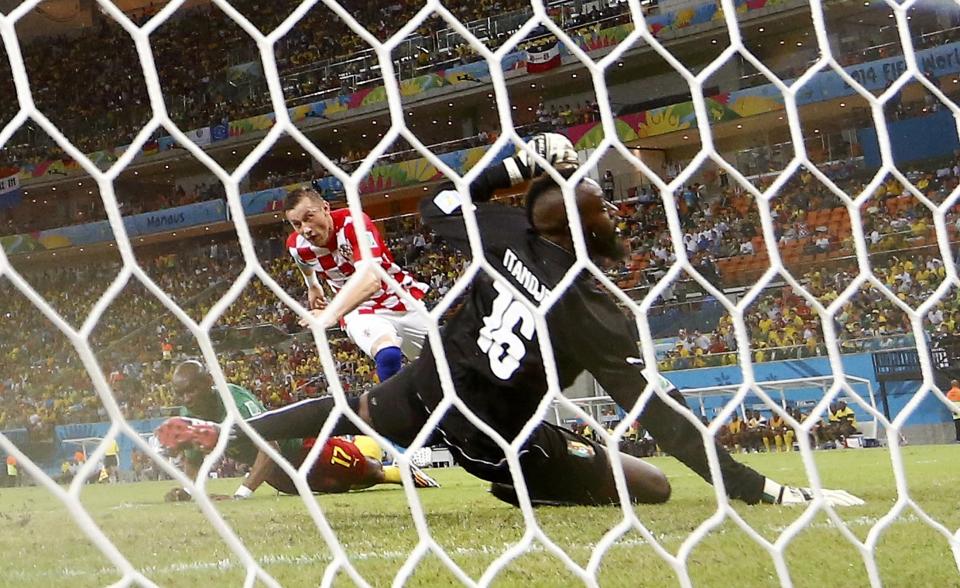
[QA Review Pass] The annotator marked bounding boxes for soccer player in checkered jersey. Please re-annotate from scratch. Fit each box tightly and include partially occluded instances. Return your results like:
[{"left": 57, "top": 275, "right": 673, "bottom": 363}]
[{"left": 284, "top": 187, "right": 430, "bottom": 382}]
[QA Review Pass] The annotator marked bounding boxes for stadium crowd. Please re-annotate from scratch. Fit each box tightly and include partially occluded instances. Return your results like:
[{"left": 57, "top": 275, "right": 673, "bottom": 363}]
[
  {"left": 4, "top": 150, "right": 960, "bottom": 439},
  {"left": 0, "top": 180, "right": 228, "bottom": 237},
  {"left": 649, "top": 157, "right": 960, "bottom": 370},
  {"left": 0, "top": 221, "right": 457, "bottom": 436},
  {"left": 1, "top": 0, "right": 617, "bottom": 168},
  {"left": 0, "top": 126, "right": 507, "bottom": 238},
  {"left": 3, "top": 0, "right": 960, "bottom": 451},
  {"left": 2, "top": 0, "right": 955, "bottom": 173},
  {"left": 3, "top": 0, "right": 959, "bottom": 238}
]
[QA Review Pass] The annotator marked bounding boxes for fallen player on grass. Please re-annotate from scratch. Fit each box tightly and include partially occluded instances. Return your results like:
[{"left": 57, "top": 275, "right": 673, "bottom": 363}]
[{"left": 160, "top": 360, "right": 438, "bottom": 502}]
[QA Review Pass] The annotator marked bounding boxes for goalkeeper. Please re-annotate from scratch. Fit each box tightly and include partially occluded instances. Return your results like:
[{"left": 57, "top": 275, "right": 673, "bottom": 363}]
[
  {"left": 161, "top": 360, "right": 438, "bottom": 502},
  {"left": 158, "top": 134, "right": 862, "bottom": 507}
]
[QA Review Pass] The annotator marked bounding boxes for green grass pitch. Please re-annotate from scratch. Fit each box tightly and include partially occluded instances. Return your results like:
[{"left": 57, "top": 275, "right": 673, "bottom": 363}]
[{"left": 2, "top": 445, "right": 958, "bottom": 587}]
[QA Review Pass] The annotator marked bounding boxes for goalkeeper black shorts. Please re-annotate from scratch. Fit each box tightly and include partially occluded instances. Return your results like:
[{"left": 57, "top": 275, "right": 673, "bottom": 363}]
[{"left": 366, "top": 349, "right": 614, "bottom": 505}]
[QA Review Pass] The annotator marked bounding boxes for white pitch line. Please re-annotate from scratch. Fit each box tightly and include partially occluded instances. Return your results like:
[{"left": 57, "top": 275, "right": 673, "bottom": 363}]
[{"left": 10, "top": 513, "right": 922, "bottom": 581}]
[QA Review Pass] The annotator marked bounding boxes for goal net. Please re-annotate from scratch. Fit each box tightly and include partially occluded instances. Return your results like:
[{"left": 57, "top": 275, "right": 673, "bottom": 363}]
[{"left": 1, "top": 0, "right": 959, "bottom": 585}]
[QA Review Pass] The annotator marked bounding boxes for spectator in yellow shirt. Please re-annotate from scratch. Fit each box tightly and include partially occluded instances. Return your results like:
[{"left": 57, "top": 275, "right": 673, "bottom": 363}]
[
  {"left": 104, "top": 438, "right": 120, "bottom": 484},
  {"left": 828, "top": 401, "right": 858, "bottom": 440},
  {"left": 758, "top": 317, "right": 774, "bottom": 335},
  {"left": 771, "top": 413, "right": 795, "bottom": 452},
  {"left": 754, "top": 342, "right": 767, "bottom": 364},
  {"left": 718, "top": 414, "right": 744, "bottom": 453}
]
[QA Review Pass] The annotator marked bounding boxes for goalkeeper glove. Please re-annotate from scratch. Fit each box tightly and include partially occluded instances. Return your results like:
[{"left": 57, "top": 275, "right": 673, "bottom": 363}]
[
  {"left": 469, "top": 132, "right": 578, "bottom": 201},
  {"left": 507, "top": 132, "right": 579, "bottom": 183},
  {"left": 762, "top": 479, "right": 864, "bottom": 507}
]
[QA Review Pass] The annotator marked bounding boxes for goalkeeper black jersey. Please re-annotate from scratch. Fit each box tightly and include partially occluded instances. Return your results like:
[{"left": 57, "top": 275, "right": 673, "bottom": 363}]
[
  {"left": 419, "top": 189, "right": 650, "bottom": 433},
  {"left": 415, "top": 188, "right": 765, "bottom": 504}
]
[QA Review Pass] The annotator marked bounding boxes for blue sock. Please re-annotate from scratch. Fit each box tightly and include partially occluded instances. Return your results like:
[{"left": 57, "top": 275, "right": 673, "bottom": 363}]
[{"left": 374, "top": 346, "right": 404, "bottom": 382}]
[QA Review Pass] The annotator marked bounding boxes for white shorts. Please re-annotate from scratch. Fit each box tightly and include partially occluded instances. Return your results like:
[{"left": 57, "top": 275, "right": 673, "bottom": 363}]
[{"left": 343, "top": 310, "right": 430, "bottom": 360}]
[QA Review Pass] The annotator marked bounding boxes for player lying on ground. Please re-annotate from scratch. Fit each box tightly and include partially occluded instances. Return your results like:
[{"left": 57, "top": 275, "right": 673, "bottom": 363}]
[
  {"left": 160, "top": 360, "right": 438, "bottom": 502},
  {"left": 158, "top": 134, "right": 862, "bottom": 507},
  {"left": 285, "top": 182, "right": 431, "bottom": 382}
]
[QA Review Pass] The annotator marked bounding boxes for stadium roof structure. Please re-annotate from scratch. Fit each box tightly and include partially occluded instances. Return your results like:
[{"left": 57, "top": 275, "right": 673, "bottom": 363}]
[{"left": 554, "top": 375, "right": 878, "bottom": 431}]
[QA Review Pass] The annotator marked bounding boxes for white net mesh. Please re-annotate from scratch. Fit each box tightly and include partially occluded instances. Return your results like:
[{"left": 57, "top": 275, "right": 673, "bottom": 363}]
[{"left": 1, "top": 0, "right": 960, "bottom": 585}]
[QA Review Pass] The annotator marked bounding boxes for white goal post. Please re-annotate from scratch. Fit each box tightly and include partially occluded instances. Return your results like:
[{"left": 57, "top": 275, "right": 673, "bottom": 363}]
[{"left": 1, "top": 0, "right": 960, "bottom": 586}]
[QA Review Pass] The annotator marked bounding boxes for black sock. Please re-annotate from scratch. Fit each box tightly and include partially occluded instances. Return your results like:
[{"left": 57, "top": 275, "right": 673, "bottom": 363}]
[{"left": 239, "top": 396, "right": 362, "bottom": 441}]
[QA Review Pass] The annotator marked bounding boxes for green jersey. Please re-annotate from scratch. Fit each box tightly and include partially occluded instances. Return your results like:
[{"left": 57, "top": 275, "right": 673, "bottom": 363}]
[
  {"left": 182, "top": 384, "right": 303, "bottom": 466},
  {"left": 180, "top": 383, "right": 265, "bottom": 421},
  {"left": 222, "top": 384, "right": 266, "bottom": 421}
]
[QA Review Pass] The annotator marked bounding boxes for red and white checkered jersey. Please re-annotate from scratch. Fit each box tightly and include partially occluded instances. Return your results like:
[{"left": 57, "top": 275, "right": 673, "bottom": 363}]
[{"left": 286, "top": 208, "right": 427, "bottom": 314}]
